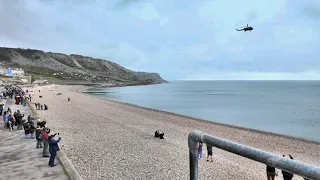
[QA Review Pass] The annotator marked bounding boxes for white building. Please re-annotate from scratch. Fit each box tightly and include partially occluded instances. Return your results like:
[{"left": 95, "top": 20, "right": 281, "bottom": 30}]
[
  {"left": 20, "top": 79, "right": 29, "bottom": 84},
  {"left": 33, "top": 79, "right": 48, "bottom": 84},
  {"left": 12, "top": 69, "right": 25, "bottom": 76},
  {"left": 0, "top": 66, "right": 6, "bottom": 75}
]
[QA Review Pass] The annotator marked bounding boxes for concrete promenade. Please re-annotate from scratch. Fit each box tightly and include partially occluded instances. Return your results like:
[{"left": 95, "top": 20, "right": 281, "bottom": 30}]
[{"left": 0, "top": 98, "right": 68, "bottom": 180}]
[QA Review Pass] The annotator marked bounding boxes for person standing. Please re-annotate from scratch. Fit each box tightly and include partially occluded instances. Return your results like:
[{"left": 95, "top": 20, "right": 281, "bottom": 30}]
[
  {"left": 41, "top": 127, "right": 50, "bottom": 157},
  {"left": 198, "top": 142, "right": 203, "bottom": 159},
  {"left": 206, "top": 144, "right": 213, "bottom": 162},
  {"left": 3, "top": 111, "right": 8, "bottom": 129},
  {"left": 266, "top": 165, "right": 277, "bottom": 180},
  {"left": 22, "top": 96, "right": 27, "bottom": 106},
  {"left": 282, "top": 155, "right": 294, "bottom": 180},
  {"left": 35, "top": 123, "right": 43, "bottom": 148},
  {"left": 23, "top": 120, "right": 30, "bottom": 138},
  {"left": 8, "top": 112, "right": 15, "bottom": 131},
  {"left": 15, "top": 110, "right": 24, "bottom": 131},
  {"left": 28, "top": 120, "right": 36, "bottom": 139},
  {"left": 48, "top": 134, "right": 61, "bottom": 167}
]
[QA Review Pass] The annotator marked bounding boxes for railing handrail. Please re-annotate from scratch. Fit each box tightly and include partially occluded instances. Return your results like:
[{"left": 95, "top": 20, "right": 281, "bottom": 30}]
[{"left": 188, "top": 130, "right": 320, "bottom": 180}]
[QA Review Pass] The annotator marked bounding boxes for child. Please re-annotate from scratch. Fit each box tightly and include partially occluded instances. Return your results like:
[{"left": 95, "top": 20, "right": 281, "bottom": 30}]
[
  {"left": 198, "top": 142, "right": 203, "bottom": 159},
  {"left": 36, "top": 123, "right": 43, "bottom": 148}
]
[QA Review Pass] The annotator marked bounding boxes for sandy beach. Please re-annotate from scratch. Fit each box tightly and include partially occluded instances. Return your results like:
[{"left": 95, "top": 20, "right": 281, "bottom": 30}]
[{"left": 27, "top": 84, "right": 320, "bottom": 180}]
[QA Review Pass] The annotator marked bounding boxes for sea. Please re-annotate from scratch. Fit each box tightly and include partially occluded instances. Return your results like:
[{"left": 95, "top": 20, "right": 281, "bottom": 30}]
[{"left": 82, "top": 81, "right": 320, "bottom": 142}]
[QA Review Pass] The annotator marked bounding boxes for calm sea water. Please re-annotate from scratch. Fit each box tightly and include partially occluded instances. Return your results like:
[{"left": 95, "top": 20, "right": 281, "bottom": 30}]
[{"left": 82, "top": 81, "right": 320, "bottom": 142}]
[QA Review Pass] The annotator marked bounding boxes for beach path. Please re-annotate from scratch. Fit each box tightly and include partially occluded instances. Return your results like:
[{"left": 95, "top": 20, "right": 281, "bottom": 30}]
[{"left": 0, "top": 98, "right": 68, "bottom": 180}]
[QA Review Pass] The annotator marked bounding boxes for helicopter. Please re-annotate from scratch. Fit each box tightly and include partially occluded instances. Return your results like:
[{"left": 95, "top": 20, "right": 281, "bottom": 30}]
[{"left": 236, "top": 24, "right": 253, "bottom": 32}]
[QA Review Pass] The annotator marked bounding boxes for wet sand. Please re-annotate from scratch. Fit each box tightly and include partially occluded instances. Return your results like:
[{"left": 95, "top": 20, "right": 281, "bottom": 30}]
[{"left": 28, "top": 84, "right": 320, "bottom": 180}]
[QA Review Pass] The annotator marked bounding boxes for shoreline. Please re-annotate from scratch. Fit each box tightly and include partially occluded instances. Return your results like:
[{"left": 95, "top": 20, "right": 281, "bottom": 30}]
[
  {"left": 78, "top": 85, "right": 320, "bottom": 145},
  {"left": 29, "top": 84, "right": 320, "bottom": 180}
]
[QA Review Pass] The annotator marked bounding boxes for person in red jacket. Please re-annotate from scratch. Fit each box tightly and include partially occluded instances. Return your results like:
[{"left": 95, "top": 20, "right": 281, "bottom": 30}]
[{"left": 41, "top": 127, "right": 50, "bottom": 157}]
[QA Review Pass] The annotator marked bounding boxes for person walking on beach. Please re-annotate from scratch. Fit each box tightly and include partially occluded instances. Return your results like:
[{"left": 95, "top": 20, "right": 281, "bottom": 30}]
[
  {"left": 266, "top": 165, "right": 277, "bottom": 180},
  {"left": 198, "top": 142, "right": 203, "bottom": 159},
  {"left": 48, "top": 134, "right": 61, "bottom": 167},
  {"left": 282, "top": 155, "right": 294, "bottom": 180},
  {"left": 41, "top": 127, "right": 50, "bottom": 157},
  {"left": 206, "top": 144, "right": 213, "bottom": 162}
]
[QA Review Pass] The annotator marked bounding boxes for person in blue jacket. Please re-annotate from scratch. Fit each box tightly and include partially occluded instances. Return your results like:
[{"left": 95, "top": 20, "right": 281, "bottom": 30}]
[{"left": 48, "top": 133, "right": 61, "bottom": 167}]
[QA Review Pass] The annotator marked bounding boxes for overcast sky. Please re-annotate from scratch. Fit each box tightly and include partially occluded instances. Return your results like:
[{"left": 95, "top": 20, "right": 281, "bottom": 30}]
[{"left": 0, "top": 0, "right": 320, "bottom": 80}]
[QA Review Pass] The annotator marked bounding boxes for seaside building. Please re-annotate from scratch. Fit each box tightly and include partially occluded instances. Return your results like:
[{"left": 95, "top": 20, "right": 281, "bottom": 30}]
[
  {"left": 12, "top": 68, "right": 25, "bottom": 76},
  {"left": 33, "top": 79, "right": 48, "bottom": 84},
  {"left": 6, "top": 68, "right": 13, "bottom": 76},
  {"left": 5, "top": 68, "right": 25, "bottom": 76},
  {"left": 20, "top": 79, "right": 28, "bottom": 84},
  {"left": 0, "top": 66, "right": 6, "bottom": 75}
]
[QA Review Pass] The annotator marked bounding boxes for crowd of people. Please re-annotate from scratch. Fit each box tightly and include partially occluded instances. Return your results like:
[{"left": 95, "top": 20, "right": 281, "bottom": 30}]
[
  {"left": 1, "top": 85, "right": 62, "bottom": 167},
  {"left": 197, "top": 143, "right": 310, "bottom": 180}
]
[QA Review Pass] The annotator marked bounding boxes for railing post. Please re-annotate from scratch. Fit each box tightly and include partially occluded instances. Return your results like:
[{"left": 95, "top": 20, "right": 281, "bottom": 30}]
[
  {"left": 188, "top": 130, "right": 203, "bottom": 180},
  {"left": 188, "top": 130, "right": 320, "bottom": 180}
]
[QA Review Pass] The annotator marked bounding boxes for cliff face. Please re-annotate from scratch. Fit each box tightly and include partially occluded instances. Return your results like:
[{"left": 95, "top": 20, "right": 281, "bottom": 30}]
[{"left": 0, "top": 47, "right": 167, "bottom": 86}]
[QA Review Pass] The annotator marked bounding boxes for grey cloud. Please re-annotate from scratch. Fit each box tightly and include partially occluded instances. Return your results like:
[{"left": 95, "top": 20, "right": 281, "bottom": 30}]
[{"left": 0, "top": 0, "right": 64, "bottom": 46}]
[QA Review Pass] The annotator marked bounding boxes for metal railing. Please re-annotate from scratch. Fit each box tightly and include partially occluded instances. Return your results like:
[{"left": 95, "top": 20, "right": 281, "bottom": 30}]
[{"left": 188, "top": 130, "right": 320, "bottom": 180}]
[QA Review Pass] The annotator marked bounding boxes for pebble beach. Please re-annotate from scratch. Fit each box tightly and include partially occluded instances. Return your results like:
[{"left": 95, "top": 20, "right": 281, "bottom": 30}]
[{"left": 28, "top": 84, "right": 320, "bottom": 180}]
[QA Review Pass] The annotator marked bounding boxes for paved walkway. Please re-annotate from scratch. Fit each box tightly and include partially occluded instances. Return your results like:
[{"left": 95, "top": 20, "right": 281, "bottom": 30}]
[{"left": 0, "top": 98, "right": 69, "bottom": 180}]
